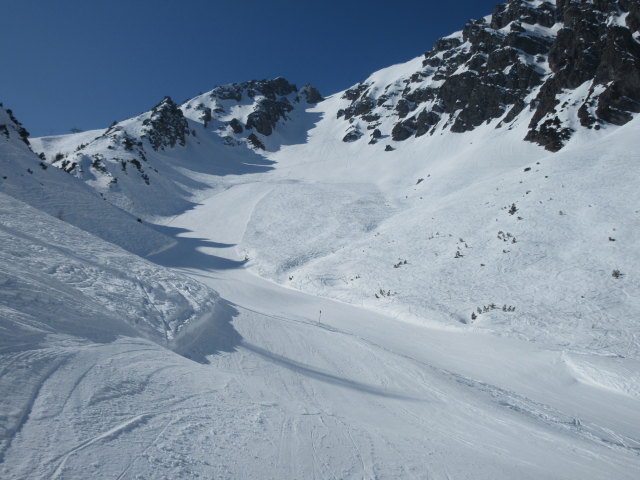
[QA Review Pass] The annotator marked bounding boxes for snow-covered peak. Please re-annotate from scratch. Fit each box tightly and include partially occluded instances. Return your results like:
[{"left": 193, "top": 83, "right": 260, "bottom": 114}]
[
  {"left": 32, "top": 78, "right": 322, "bottom": 218},
  {"left": 141, "top": 96, "right": 192, "bottom": 151}
]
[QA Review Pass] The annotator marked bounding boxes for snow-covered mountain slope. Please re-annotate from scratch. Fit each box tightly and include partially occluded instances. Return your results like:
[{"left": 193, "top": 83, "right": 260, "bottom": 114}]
[
  {"left": 0, "top": 106, "right": 172, "bottom": 256},
  {"left": 0, "top": 108, "right": 219, "bottom": 350},
  {"left": 243, "top": 112, "right": 640, "bottom": 358},
  {"left": 31, "top": 79, "right": 321, "bottom": 218},
  {"left": 200, "top": 0, "right": 639, "bottom": 360},
  {"left": 23, "top": 0, "right": 640, "bottom": 358},
  {"left": 0, "top": 193, "right": 216, "bottom": 347},
  {"left": 32, "top": 1, "right": 640, "bottom": 222},
  {"left": 181, "top": 78, "right": 322, "bottom": 150}
]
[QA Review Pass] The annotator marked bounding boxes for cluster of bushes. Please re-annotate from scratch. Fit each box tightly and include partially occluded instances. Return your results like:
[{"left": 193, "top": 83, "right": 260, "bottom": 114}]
[
  {"left": 470, "top": 304, "right": 516, "bottom": 322},
  {"left": 375, "top": 288, "right": 396, "bottom": 299}
]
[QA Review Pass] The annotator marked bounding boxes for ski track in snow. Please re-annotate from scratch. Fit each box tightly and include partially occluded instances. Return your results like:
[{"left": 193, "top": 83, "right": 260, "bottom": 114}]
[{"left": 49, "top": 413, "right": 154, "bottom": 479}]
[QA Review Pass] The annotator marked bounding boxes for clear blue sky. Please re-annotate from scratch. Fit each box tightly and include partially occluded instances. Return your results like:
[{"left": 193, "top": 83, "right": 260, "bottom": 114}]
[{"left": 1, "top": 0, "right": 499, "bottom": 137}]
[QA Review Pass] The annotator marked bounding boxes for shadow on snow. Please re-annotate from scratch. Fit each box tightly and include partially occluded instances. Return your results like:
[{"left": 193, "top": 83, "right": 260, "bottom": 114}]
[
  {"left": 148, "top": 224, "right": 247, "bottom": 271},
  {"left": 241, "top": 342, "right": 422, "bottom": 401},
  {"left": 172, "top": 298, "right": 243, "bottom": 364}
]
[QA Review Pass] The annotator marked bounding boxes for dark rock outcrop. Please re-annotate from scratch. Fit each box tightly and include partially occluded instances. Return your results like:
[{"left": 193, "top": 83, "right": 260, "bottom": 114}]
[
  {"left": 204, "top": 78, "right": 321, "bottom": 137},
  {"left": 229, "top": 118, "right": 244, "bottom": 134},
  {"left": 246, "top": 98, "right": 294, "bottom": 136},
  {"left": 301, "top": 84, "right": 323, "bottom": 104},
  {"left": 491, "top": 1, "right": 556, "bottom": 29},
  {"left": 1, "top": 104, "right": 30, "bottom": 146},
  {"left": 526, "top": 1, "right": 640, "bottom": 150},
  {"left": 343, "top": 128, "right": 363, "bottom": 142},
  {"left": 247, "top": 133, "right": 265, "bottom": 150},
  {"left": 142, "top": 97, "right": 191, "bottom": 151},
  {"left": 208, "top": 77, "right": 298, "bottom": 103}
]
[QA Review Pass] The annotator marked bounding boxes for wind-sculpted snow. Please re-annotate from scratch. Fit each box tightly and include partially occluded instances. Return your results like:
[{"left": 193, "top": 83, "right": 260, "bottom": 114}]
[
  {"left": 0, "top": 194, "right": 216, "bottom": 345},
  {"left": 3, "top": 240, "right": 639, "bottom": 479},
  {"left": 0, "top": 192, "right": 223, "bottom": 472}
]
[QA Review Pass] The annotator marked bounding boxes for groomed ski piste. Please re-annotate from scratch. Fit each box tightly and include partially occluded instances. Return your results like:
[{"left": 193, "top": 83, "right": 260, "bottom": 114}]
[{"left": 3, "top": 2, "right": 640, "bottom": 476}]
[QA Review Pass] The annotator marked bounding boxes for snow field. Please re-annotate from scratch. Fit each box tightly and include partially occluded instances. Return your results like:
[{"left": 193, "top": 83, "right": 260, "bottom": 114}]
[{"left": 237, "top": 103, "right": 640, "bottom": 360}]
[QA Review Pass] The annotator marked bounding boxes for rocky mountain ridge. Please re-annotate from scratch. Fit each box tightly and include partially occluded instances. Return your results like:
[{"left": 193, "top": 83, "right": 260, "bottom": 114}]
[
  {"left": 337, "top": 0, "right": 640, "bottom": 151},
  {"left": 30, "top": 78, "right": 320, "bottom": 217}
]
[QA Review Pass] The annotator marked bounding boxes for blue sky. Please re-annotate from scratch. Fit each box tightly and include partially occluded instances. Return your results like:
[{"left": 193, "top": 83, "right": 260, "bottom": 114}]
[{"left": 2, "top": 0, "right": 499, "bottom": 137}]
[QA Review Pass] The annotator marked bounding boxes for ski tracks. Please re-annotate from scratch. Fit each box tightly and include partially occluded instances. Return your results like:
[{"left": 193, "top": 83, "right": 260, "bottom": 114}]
[{"left": 50, "top": 413, "right": 154, "bottom": 479}]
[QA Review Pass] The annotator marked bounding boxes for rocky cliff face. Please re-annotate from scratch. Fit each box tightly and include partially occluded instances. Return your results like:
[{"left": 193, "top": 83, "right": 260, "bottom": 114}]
[
  {"left": 526, "top": 0, "right": 640, "bottom": 149},
  {"left": 32, "top": 93, "right": 206, "bottom": 217},
  {"left": 337, "top": 0, "right": 640, "bottom": 151},
  {"left": 32, "top": 0, "right": 640, "bottom": 220}
]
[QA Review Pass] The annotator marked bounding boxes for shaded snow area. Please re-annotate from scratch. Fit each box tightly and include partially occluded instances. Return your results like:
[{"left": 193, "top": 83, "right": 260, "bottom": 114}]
[
  {"left": 0, "top": 194, "right": 215, "bottom": 345},
  {"left": 0, "top": 193, "right": 219, "bottom": 473}
]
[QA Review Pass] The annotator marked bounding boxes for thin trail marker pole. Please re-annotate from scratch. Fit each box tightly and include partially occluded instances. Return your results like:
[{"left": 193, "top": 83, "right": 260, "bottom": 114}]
[{"left": 318, "top": 310, "right": 322, "bottom": 326}]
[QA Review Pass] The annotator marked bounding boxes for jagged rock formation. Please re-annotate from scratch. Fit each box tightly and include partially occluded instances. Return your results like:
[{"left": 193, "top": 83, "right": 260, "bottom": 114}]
[
  {"left": 142, "top": 97, "right": 192, "bottom": 151},
  {"left": 526, "top": 0, "right": 640, "bottom": 149},
  {"left": 182, "top": 77, "right": 321, "bottom": 149},
  {"left": 246, "top": 98, "right": 294, "bottom": 136},
  {"left": 247, "top": 132, "right": 266, "bottom": 150},
  {"left": 337, "top": 0, "right": 640, "bottom": 151},
  {"left": 33, "top": 0, "right": 640, "bottom": 223},
  {"left": 301, "top": 84, "right": 323, "bottom": 104},
  {"left": 33, "top": 93, "right": 205, "bottom": 217},
  {"left": 46, "top": 96, "right": 195, "bottom": 184}
]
